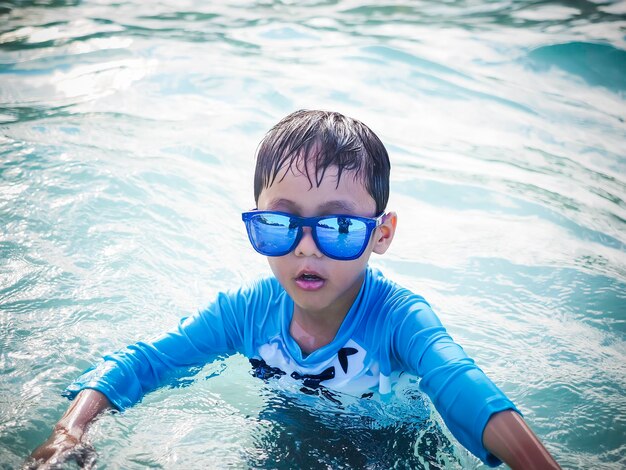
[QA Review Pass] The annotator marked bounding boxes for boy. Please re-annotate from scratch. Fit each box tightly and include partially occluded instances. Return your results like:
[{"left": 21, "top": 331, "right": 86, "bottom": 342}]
[{"left": 30, "top": 110, "right": 559, "bottom": 469}]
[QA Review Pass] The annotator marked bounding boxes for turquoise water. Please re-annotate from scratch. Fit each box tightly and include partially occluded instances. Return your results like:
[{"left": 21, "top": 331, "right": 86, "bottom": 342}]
[{"left": 1, "top": 0, "right": 625, "bottom": 468}]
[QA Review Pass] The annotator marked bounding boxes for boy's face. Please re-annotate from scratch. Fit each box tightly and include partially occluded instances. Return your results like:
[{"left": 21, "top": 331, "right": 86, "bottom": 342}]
[{"left": 256, "top": 162, "right": 396, "bottom": 319}]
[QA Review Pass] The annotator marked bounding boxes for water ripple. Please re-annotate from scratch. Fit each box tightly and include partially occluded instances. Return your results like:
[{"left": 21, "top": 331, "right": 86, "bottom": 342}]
[{"left": 1, "top": 1, "right": 625, "bottom": 469}]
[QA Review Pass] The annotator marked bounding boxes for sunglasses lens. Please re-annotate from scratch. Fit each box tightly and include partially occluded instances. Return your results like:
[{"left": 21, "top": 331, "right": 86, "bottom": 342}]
[
  {"left": 247, "top": 213, "right": 298, "bottom": 256},
  {"left": 317, "top": 216, "right": 369, "bottom": 260}
]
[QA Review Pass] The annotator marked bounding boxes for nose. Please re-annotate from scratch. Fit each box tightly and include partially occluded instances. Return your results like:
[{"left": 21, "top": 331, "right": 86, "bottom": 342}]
[{"left": 294, "top": 227, "right": 322, "bottom": 258}]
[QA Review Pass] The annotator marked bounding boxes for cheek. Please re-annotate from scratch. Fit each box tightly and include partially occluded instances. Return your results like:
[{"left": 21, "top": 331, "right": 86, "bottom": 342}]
[
  {"left": 267, "top": 256, "right": 289, "bottom": 278},
  {"left": 327, "top": 259, "right": 366, "bottom": 282},
  {"left": 267, "top": 258, "right": 279, "bottom": 275}
]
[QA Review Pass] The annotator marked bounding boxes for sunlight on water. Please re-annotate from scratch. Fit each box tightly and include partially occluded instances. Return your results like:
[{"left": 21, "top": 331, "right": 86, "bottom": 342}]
[{"left": 1, "top": 0, "right": 625, "bottom": 469}]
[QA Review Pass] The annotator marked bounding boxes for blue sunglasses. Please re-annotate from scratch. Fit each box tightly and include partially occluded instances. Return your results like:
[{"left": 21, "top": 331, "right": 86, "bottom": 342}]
[{"left": 242, "top": 210, "right": 384, "bottom": 261}]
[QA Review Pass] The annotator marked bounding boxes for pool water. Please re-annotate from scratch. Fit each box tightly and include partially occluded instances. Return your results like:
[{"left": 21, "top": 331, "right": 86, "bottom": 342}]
[{"left": 1, "top": 0, "right": 625, "bottom": 468}]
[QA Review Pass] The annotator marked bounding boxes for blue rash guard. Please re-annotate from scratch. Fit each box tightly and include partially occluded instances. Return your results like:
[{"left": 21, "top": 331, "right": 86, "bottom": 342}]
[{"left": 65, "top": 267, "right": 518, "bottom": 466}]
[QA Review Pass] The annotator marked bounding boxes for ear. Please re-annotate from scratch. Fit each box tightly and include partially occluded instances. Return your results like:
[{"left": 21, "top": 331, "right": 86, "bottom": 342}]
[{"left": 372, "top": 212, "right": 397, "bottom": 255}]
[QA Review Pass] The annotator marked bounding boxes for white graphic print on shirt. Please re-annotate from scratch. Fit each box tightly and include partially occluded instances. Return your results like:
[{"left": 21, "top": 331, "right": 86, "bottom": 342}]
[{"left": 254, "top": 336, "right": 381, "bottom": 395}]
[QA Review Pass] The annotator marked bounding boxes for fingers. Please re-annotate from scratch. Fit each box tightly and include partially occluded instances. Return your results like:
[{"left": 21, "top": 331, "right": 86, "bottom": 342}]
[
  {"left": 73, "top": 442, "right": 97, "bottom": 469},
  {"left": 24, "top": 439, "right": 97, "bottom": 470}
]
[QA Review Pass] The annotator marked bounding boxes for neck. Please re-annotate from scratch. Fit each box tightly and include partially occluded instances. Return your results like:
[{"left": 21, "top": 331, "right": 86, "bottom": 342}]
[{"left": 290, "top": 271, "right": 365, "bottom": 355}]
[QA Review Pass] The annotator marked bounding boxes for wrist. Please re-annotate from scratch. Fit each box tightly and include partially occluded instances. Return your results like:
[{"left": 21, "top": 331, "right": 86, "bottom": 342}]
[{"left": 53, "top": 422, "right": 83, "bottom": 444}]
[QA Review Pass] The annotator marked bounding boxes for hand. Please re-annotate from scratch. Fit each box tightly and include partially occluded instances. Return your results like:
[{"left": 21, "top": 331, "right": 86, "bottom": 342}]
[
  {"left": 26, "top": 390, "right": 110, "bottom": 469},
  {"left": 24, "top": 427, "right": 96, "bottom": 470}
]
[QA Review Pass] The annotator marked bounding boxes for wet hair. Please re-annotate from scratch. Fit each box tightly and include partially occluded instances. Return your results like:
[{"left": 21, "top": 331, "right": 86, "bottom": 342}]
[{"left": 253, "top": 110, "right": 391, "bottom": 214}]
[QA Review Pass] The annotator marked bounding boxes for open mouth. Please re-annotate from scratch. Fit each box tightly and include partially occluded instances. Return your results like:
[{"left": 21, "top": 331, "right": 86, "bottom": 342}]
[{"left": 295, "top": 271, "right": 325, "bottom": 290}]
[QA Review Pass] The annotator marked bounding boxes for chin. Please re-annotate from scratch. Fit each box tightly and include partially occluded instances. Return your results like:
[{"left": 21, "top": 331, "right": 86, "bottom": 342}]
[{"left": 289, "top": 291, "right": 332, "bottom": 312}]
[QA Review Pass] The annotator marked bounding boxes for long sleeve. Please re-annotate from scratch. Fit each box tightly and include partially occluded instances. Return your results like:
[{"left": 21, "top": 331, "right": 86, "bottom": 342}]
[
  {"left": 63, "top": 287, "right": 255, "bottom": 411},
  {"left": 391, "top": 300, "right": 519, "bottom": 467}
]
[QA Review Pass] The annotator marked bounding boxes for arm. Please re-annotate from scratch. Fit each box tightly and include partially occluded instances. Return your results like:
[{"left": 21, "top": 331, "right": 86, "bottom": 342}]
[
  {"left": 29, "top": 283, "right": 260, "bottom": 467},
  {"left": 29, "top": 280, "right": 269, "bottom": 467},
  {"left": 28, "top": 389, "right": 111, "bottom": 468},
  {"left": 389, "top": 299, "right": 558, "bottom": 466},
  {"left": 63, "top": 289, "right": 251, "bottom": 411},
  {"left": 483, "top": 410, "right": 560, "bottom": 470}
]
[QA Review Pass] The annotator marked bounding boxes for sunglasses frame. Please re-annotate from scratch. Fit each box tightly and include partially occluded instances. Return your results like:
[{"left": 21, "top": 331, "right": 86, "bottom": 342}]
[{"left": 242, "top": 210, "right": 384, "bottom": 261}]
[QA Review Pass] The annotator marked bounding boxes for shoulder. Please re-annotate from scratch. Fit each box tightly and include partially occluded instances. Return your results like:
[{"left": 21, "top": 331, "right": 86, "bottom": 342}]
[
  {"left": 223, "top": 275, "right": 284, "bottom": 299},
  {"left": 206, "top": 275, "right": 287, "bottom": 316},
  {"left": 365, "top": 267, "right": 431, "bottom": 308},
  {"left": 364, "top": 267, "right": 440, "bottom": 326}
]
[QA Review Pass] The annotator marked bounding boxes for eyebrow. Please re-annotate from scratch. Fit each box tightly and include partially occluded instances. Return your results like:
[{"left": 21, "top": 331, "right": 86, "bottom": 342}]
[
  {"left": 264, "top": 198, "right": 358, "bottom": 214},
  {"left": 318, "top": 200, "right": 358, "bottom": 214}
]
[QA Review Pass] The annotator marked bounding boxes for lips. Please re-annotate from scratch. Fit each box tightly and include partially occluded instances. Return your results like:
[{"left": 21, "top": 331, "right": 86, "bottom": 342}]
[{"left": 294, "top": 269, "right": 326, "bottom": 291}]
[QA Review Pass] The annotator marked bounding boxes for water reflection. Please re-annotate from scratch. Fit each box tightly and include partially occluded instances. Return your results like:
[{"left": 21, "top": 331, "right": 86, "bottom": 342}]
[
  {"left": 244, "top": 385, "right": 459, "bottom": 470},
  {"left": 0, "top": 0, "right": 624, "bottom": 469}
]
